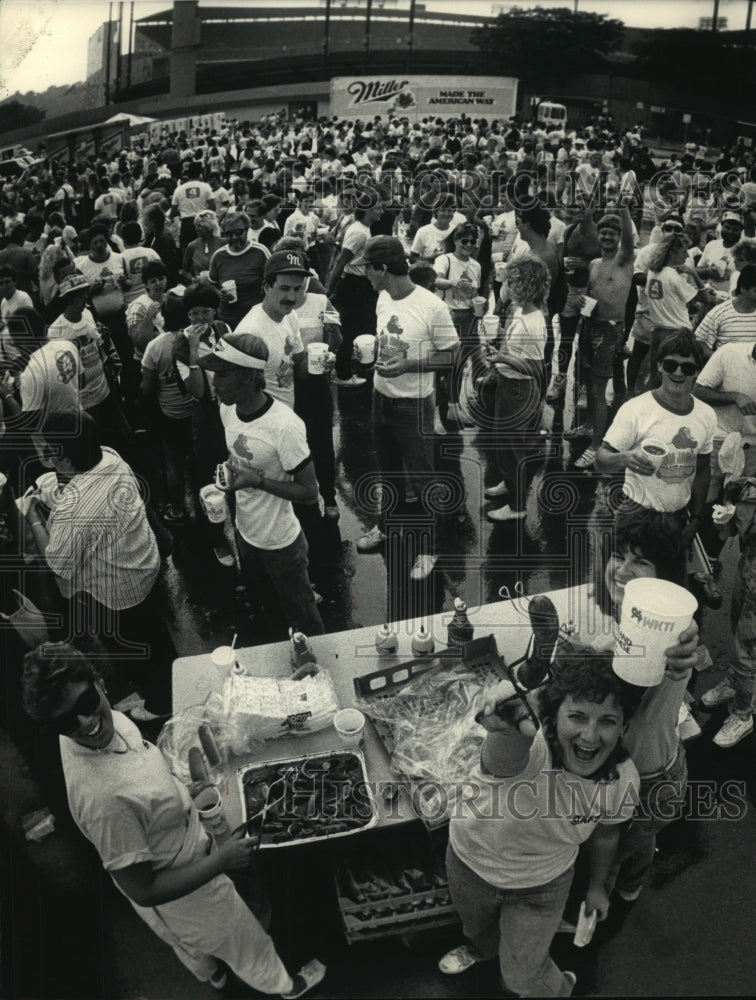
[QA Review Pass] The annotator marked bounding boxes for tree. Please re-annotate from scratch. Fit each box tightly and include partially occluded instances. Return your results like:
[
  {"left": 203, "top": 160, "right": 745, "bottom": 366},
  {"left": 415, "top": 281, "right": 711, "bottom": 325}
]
[
  {"left": 634, "top": 28, "right": 756, "bottom": 98},
  {"left": 471, "top": 6, "right": 624, "bottom": 84},
  {"left": 0, "top": 99, "right": 46, "bottom": 133}
]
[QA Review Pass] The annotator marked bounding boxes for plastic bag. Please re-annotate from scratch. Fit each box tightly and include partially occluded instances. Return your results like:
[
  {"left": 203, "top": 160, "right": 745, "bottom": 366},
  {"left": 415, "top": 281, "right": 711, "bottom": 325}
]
[
  {"left": 222, "top": 670, "right": 339, "bottom": 754},
  {"left": 157, "top": 693, "right": 245, "bottom": 785},
  {"left": 718, "top": 431, "right": 746, "bottom": 484},
  {"left": 0, "top": 590, "right": 50, "bottom": 649},
  {"left": 355, "top": 661, "right": 491, "bottom": 825}
]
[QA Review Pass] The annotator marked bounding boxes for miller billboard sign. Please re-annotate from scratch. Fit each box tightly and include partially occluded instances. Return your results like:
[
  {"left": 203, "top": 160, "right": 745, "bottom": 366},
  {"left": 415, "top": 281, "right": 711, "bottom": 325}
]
[{"left": 331, "top": 75, "right": 518, "bottom": 121}]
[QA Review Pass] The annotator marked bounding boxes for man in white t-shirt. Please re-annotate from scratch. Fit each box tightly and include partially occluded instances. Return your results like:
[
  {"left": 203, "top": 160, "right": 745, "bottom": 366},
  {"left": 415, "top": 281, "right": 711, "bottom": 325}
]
[
  {"left": 234, "top": 250, "right": 309, "bottom": 410},
  {"left": 93, "top": 177, "right": 124, "bottom": 220},
  {"left": 0, "top": 264, "right": 33, "bottom": 321},
  {"left": 119, "top": 221, "right": 161, "bottom": 306},
  {"left": 697, "top": 211, "right": 744, "bottom": 293},
  {"left": 353, "top": 236, "right": 459, "bottom": 581},
  {"left": 596, "top": 331, "right": 715, "bottom": 528},
  {"left": 170, "top": 161, "right": 215, "bottom": 251},
  {"left": 200, "top": 331, "right": 323, "bottom": 636}
]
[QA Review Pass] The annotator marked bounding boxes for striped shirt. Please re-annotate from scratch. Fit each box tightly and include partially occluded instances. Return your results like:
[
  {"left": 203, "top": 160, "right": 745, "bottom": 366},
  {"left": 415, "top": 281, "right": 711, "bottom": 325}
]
[
  {"left": 695, "top": 300, "right": 756, "bottom": 352},
  {"left": 45, "top": 448, "right": 159, "bottom": 610}
]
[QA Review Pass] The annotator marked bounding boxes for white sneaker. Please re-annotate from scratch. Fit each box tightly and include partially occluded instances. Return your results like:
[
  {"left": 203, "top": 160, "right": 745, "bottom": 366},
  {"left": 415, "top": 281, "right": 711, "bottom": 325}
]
[
  {"left": 713, "top": 714, "right": 753, "bottom": 748},
  {"left": 487, "top": 504, "right": 526, "bottom": 522},
  {"left": 334, "top": 375, "right": 366, "bottom": 387},
  {"left": 677, "top": 701, "right": 701, "bottom": 742},
  {"left": 438, "top": 944, "right": 481, "bottom": 974},
  {"left": 409, "top": 553, "right": 438, "bottom": 580},
  {"left": 434, "top": 414, "right": 447, "bottom": 436},
  {"left": 546, "top": 373, "right": 567, "bottom": 404},
  {"left": 701, "top": 678, "right": 737, "bottom": 708},
  {"left": 484, "top": 480, "right": 509, "bottom": 498},
  {"left": 357, "top": 526, "right": 386, "bottom": 552},
  {"left": 446, "top": 403, "right": 472, "bottom": 426}
]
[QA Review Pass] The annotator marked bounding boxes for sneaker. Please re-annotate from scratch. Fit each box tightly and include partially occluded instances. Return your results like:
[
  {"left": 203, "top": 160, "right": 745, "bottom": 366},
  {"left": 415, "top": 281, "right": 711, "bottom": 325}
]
[
  {"left": 484, "top": 480, "right": 509, "bottom": 498},
  {"left": 446, "top": 403, "right": 472, "bottom": 426},
  {"left": 616, "top": 886, "right": 642, "bottom": 902},
  {"left": 334, "top": 375, "right": 366, "bottom": 388},
  {"left": 546, "top": 373, "right": 567, "bottom": 404},
  {"left": 409, "top": 553, "right": 438, "bottom": 580},
  {"left": 487, "top": 504, "right": 526, "bottom": 522},
  {"left": 438, "top": 944, "right": 481, "bottom": 974},
  {"left": 357, "top": 526, "right": 386, "bottom": 552},
  {"left": 130, "top": 702, "right": 171, "bottom": 723},
  {"left": 564, "top": 971, "right": 577, "bottom": 991},
  {"left": 573, "top": 447, "right": 596, "bottom": 470},
  {"left": 434, "top": 414, "right": 448, "bottom": 436},
  {"left": 161, "top": 504, "right": 186, "bottom": 524},
  {"left": 563, "top": 422, "right": 594, "bottom": 439},
  {"left": 713, "top": 713, "right": 753, "bottom": 748},
  {"left": 677, "top": 702, "right": 701, "bottom": 742},
  {"left": 577, "top": 385, "right": 588, "bottom": 409},
  {"left": 210, "top": 964, "right": 227, "bottom": 990},
  {"left": 281, "top": 959, "right": 327, "bottom": 999},
  {"left": 324, "top": 504, "right": 340, "bottom": 520},
  {"left": 701, "top": 679, "right": 737, "bottom": 708},
  {"left": 213, "top": 543, "right": 235, "bottom": 568}
]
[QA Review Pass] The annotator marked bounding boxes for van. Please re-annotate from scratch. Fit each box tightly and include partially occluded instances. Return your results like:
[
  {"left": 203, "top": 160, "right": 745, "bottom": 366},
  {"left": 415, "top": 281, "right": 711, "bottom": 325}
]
[{"left": 536, "top": 102, "right": 567, "bottom": 126}]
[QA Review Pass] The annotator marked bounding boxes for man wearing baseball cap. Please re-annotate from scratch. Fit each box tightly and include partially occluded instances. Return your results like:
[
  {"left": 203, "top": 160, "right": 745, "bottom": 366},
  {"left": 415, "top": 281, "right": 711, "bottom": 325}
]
[
  {"left": 200, "top": 330, "right": 324, "bottom": 636},
  {"left": 354, "top": 236, "right": 459, "bottom": 582},
  {"left": 697, "top": 210, "right": 744, "bottom": 293},
  {"left": 233, "top": 250, "right": 310, "bottom": 411}
]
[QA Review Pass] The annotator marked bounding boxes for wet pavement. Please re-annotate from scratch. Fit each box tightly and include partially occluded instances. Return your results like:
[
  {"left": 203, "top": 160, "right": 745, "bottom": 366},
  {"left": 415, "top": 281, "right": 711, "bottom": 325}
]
[{"left": 3, "top": 366, "right": 756, "bottom": 999}]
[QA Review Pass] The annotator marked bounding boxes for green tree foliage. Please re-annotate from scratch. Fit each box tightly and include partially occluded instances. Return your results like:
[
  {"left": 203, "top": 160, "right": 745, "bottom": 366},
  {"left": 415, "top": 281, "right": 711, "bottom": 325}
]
[
  {"left": 471, "top": 5, "right": 624, "bottom": 83},
  {"left": 0, "top": 99, "right": 46, "bottom": 133}
]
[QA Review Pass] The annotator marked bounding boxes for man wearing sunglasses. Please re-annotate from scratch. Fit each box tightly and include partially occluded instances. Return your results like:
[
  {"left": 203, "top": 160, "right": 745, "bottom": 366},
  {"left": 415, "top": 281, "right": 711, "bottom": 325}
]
[{"left": 595, "top": 331, "right": 716, "bottom": 541}]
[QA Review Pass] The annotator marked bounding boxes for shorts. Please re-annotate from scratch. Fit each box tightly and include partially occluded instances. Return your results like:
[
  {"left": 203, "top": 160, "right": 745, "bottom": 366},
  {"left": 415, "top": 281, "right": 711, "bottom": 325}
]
[
  {"left": 561, "top": 285, "right": 588, "bottom": 319},
  {"left": 629, "top": 312, "right": 653, "bottom": 346},
  {"left": 579, "top": 318, "right": 625, "bottom": 380}
]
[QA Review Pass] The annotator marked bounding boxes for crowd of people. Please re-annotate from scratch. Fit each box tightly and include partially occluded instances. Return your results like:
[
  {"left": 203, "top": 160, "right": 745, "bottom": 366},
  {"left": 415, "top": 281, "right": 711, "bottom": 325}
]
[{"left": 3, "top": 106, "right": 756, "bottom": 997}]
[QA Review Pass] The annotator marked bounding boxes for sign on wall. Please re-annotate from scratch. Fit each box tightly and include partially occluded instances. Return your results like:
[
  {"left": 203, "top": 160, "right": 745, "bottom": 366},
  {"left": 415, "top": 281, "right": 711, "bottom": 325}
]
[{"left": 331, "top": 75, "right": 518, "bottom": 122}]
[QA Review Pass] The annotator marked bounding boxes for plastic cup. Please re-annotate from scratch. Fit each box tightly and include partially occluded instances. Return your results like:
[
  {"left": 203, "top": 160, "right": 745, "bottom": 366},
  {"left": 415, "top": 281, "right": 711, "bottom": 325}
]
[
  {"left": 353, "top": 334, "right": 377, "bottom": 365},
  {"left": 494, "top": 261, "right": 507, "bottom": 282},
  {"left": 333, "top": 707, "right": 366, "bottom": 748},
  {"left": 307, "top": 342, "right": 329, "bottom": 374},
  {"left": 614, "top": 578, "right": 698, "bottom": 687},
  {"left": 192, "top": 784, "right": 229, "bottom": 838},
  {"left": 491, "top": 251, "right": 504, "bottom": 263},
  {"left": 199, "top": 484, "right": 227, "bottom": 524},
  {"left": 640, "top": 438, "right": 668, "bottom": 470},
  {"left": 472, "top": 295, "right": 487, "bottom": 317},
  {"left": 482, "top": 316, "right": 500, "bottom": 341},
  {"left": 211, "top": 645, "right": 238, "bottom": 674},
  {"left": 580, "top": 295, "right": 597, "bottom": 317},
  {"left": 221, "top": 279, "right": 237, "bottom": 303},
  {"left": 322, "top": 308, "right": 341, "bottom": 326}
]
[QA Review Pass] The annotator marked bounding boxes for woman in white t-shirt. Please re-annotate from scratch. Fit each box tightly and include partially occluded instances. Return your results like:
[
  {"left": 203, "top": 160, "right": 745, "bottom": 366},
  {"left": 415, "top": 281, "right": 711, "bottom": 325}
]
[
  {"left": 485, "top": 254, "right": 548, "bottom": 522},
  {"left": 644, "top": 232, "right": 716, "bottom": 388}
]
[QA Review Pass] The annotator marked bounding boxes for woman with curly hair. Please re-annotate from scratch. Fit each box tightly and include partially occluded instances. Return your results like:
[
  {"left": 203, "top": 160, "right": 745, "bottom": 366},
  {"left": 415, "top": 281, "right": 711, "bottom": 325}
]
[
  {"left": 485, "top": 253, "right": 549, "bottom": 521},
  {"left": 439, "top": 647, "right": 642, "bottom": 994}
]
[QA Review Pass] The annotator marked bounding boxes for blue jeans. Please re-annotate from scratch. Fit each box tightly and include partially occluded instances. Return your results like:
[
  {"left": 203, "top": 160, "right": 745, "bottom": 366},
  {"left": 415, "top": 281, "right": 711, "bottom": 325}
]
[
  {"left": 235, "top": 529, "right": 323, "bottom": 636},
  {"left": 446, "top": 844, "right": 575, "bottom": 997},
  {"left": 611, "top": 740, "right": 688, "bottom": 895}
]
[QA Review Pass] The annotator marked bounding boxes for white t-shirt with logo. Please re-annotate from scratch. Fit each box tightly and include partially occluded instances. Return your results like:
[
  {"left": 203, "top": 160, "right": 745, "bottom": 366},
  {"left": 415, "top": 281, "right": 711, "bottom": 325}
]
[
  {"left": 234, "top": 303, "right": 304, "bottom": 409},
  {"left": 120, "top": 246, "right": 161, "bottom": 305},
  {"left": 20, "top": 339, "right": 82, "bottom": 414},
  {"left": 433, "top": 254, "right": 481, "bottom": 310},
  {"left": 645, "top": 267, "right": 697, "bottom": 330},
  {"left": 48, "top": 309, "right": 109, "bottom": 409},
  {"left": 220, "top": 396, "right": 310, "bottom": 550},
  {"left": 374, "top": 285, "right": 459, "bottom": 399},
  {"left": 603, "top": 391, "right": 716, "bottom": 513},
  {"left": 171, "top": 180, "right": 213, "bottom": 218}
]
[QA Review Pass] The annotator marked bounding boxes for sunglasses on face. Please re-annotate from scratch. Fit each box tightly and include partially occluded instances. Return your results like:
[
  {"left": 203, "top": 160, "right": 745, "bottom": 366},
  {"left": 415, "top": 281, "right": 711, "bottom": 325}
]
[
  {"left": 225, "top": 229, "right": 247, "bottom": 237},
  {"left": 51, "top": 682, "right": 101, "bottom": 736},
  {"left": 660, "top": 358, "right": 698, "bottom": 376},
  {"left": 458, "top": 238, "right": 476, "bottom": 245},
  {"left": 662, "top": 223, "right": 684, "bottom": 233}
]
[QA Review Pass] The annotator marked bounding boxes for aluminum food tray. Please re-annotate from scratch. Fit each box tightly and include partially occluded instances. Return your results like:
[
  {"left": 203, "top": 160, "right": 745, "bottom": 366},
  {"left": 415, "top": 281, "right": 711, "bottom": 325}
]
[
  {"left": 236, "top": 748, "right": 378, "bottom": 849},
  {"left": 353, "top": 633, "right": 508, "bottom": 756}
]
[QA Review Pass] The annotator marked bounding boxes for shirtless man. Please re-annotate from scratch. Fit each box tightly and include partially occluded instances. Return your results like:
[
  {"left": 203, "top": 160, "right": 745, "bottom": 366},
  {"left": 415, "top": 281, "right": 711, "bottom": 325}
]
[{"left": 571, "top": 204, "right": 634, "bottom": 469}]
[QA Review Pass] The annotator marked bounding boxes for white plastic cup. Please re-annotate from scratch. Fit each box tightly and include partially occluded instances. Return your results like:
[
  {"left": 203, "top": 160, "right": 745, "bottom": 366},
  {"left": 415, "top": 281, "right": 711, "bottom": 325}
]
[
  {"left": 640, "top": 438, "right": 668, "bottom": 470},
  {"left": 482, "top": 316, "right": 500, "bottom": 341},
  {"left": 580, "top": 295, "right": 598, "bottom": 317},
  {"left": 322, "top": 308, "right": 341, "bottom": 326},
  {"left": 494, "top": 261, "right": 507, "bottom": 282},
  {"left": 491, "top": 251, "right": 504, "bottom": 263},
  {"left": 211, "top": 644, "right": 238, "bottom": 674},
  {"left": 199, "top": 484, "right": 227, "bottom": 524},
  {"left": 472, "top": 295, "right": 487, "bottom": 317},
  {"left": 353, "top": 334, "right": 377, "bottom": 365},
  {"left": 221, "top": 279, "right": 237, "bottom": 303},
  {"left": 333, "top": 707, "right": 366, "bottom": 748},
  {"left": 307, "top": 342, "right": 329, "bottom": 374},
  {"left": 614, "top": 578, "right": 698, "bottom": 687},
  {"left": 192, "top": 784, "right": 229, "bottom": 838}
]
